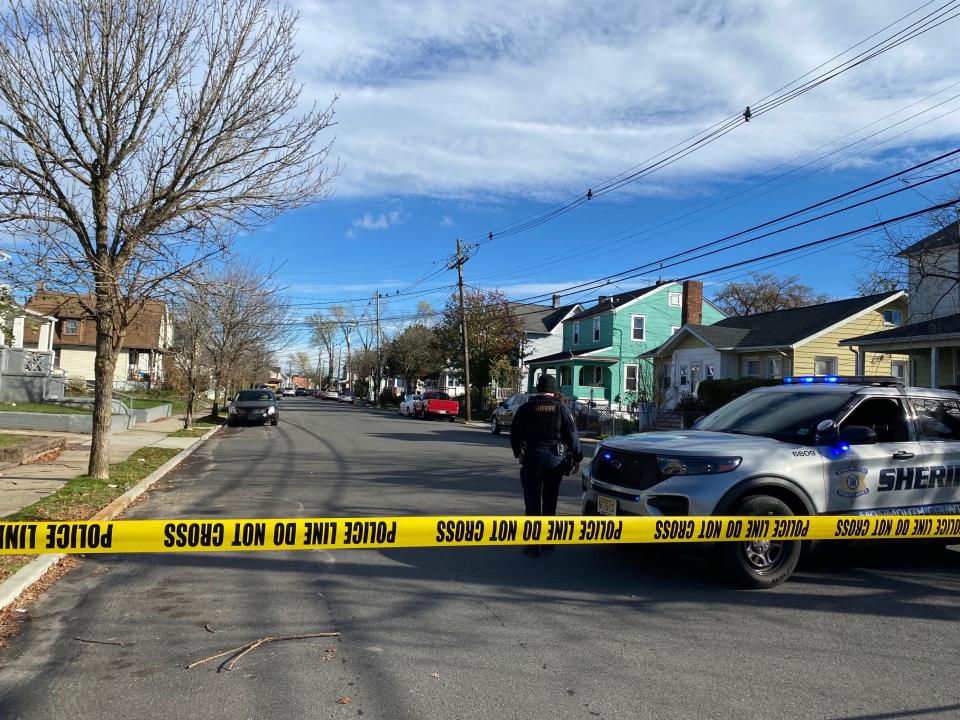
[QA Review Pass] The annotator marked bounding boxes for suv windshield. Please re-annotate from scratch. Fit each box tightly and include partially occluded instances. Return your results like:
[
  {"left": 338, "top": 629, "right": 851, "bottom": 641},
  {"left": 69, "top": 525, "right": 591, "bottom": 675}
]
[
  {"left": 235, "top": 390, "right": 274, "bottom": 402},
  {"left": 696, "top": 390, "right": 853, "bottom": 443}
]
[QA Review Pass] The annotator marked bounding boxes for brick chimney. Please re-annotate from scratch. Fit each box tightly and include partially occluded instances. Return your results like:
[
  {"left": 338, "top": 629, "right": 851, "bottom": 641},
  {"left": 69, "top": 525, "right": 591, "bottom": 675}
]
[
  {"left": 681, "top": 280, "right": 702, "bottom": 326},
  {"left": 552, "top": 293, "right": 560, "bottom": 308}
]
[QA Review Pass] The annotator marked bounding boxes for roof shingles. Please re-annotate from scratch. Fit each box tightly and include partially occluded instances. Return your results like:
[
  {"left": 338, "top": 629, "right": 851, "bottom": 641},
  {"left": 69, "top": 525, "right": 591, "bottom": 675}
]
[{"left": 682, "top": 291, "right": 902, "bottom": 349}]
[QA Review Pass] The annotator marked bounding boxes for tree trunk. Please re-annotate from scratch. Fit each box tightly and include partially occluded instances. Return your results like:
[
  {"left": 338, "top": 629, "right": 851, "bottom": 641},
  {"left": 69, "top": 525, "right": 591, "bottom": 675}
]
[
  {"left": 210, "top": 373, "right": 221, "bottom": 417},
  {"left": 88, "top": 323, "right": 119, "bottom": 479}
]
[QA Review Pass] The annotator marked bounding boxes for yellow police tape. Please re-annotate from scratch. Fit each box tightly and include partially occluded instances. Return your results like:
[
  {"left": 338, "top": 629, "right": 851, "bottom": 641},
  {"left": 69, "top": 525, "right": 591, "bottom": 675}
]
[{"left": 0, "top": 515, "right": 959, "bottom": 555}]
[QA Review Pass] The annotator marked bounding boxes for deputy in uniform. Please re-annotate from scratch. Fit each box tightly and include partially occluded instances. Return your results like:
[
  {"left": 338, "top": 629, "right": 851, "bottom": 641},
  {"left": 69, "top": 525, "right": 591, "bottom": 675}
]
[{"left": 510, "top": 374, "right": 583, "bottom": 557}]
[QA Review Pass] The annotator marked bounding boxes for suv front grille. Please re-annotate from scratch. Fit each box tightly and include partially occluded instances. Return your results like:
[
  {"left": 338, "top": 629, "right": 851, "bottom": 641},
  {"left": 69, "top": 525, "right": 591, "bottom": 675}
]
[{"left": 591, "top": 449, "right": 664, "bottom": 491}]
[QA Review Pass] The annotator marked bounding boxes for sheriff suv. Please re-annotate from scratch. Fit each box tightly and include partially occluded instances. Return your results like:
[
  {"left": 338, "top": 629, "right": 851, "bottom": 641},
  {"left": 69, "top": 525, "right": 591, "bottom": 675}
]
[{"left": 581, "top": 376, "right": 960, "bottom": 588}]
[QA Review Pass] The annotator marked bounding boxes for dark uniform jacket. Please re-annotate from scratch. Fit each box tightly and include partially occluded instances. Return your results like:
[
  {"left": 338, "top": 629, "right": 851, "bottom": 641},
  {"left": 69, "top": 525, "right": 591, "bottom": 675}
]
[{"left": 510, "top": 394, "right": 583, "bottom": 464}]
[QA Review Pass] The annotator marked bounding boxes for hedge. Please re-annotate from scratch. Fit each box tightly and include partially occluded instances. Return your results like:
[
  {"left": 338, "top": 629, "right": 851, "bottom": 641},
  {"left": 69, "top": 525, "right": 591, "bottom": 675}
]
[{"left": 696, "top": 377, "right": 781, "bottom": 413}]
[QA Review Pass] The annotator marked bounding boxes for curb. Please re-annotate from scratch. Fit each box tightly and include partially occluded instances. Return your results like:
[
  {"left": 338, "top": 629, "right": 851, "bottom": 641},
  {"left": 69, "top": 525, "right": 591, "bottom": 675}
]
[{"left": 0, "top": 423, "right": 222, "bottom": 612}]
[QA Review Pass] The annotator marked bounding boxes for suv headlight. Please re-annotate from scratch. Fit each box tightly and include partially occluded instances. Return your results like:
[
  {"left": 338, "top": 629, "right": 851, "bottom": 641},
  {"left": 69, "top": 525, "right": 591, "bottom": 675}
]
[
  {"left": 657, "top": 455, "right": 741, "bottom": 475},
  {"left": 267, "top": 405, "right": 276, "bottom": 414},
  {"left": 228, "top": 405, "right": 237, "bottom": 414}
]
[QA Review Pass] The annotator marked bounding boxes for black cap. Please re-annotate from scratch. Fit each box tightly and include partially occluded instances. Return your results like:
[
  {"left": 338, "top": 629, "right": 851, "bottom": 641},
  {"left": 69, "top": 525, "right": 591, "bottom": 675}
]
[{"left": 536, "top": 374, "right": 558, "bottom": 393}]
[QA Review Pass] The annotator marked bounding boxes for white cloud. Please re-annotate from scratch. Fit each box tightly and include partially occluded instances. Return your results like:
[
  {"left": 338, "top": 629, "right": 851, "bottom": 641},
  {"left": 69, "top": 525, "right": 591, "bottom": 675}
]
[
  {"left": 346, "top": 209, "right": 403, "bottom": 237},
  {"left": 296, "top": 0, "right": 960, "bottom": 200},
  {"left": 440, "top": 214, "right": 455, "bottom": 226}
]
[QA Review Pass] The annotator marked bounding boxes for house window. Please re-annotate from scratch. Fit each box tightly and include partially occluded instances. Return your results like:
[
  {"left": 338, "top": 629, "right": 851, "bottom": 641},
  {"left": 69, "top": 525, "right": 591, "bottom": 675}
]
[
  {"left": 745, "top": 359, "right": 760, "bottom": 377},
  {"left": 579, "top": 366, "right": 603, "bottom": 387},
  {"left": 592, "top": 318, "right": 601, "bottom": 342},
  {"left": 63, "top": 319, "right": 79, "bottom": 335},
  {"left": 883, "top": 309, "right": 902, "bottom": 326},
  {"left": 625, "top": 364, "right": 638, "bottom": 392},
  {"left": 767, "top": 357, "right": 781, "bottom": 378},
  {"left": 559, "top": 367, "right": 571, "bottom": 386},
  {"left": 705, "top": 363, "right": 715, "bottom": 380},
  {"left": 814, "top": 356, "right": 838, "bottom": 376},
  {"left": 668, "top": 292, "right": 682, "bottom": 307},
  {"left": 573, "top": 322, "right": 580, "bottom": 345},
  {"left": 631, "top": 315, "right": 646, "bottom": 341},
  {"left": 891, "top": 359, "right": 907, "bottom": 382},
  {"left": 679, "top": 365, "right": 688, "bottom": 386}
]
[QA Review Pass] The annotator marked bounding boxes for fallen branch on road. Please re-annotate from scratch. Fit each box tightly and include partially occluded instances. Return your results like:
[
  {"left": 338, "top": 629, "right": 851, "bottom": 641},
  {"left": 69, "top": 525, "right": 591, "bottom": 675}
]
[
  {"left": 186, "top": 631, "right": 341, "bottom": 672},
  {"left": 74, "top": 636, "right": 123, "bottom": 646}
]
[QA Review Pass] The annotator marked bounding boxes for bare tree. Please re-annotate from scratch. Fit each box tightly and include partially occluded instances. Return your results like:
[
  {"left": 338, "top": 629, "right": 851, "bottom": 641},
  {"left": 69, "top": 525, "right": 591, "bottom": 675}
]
[
  {"left": 713, "top": 272, "right": 830, "bottom": 317},
  {"left": 307, "top": 313, "right": 338, "bottom": 386},
  {"left": 203, "top": 262, "right": 290, "bottom": 416},
  {"left": 293, "top": 351, "right": 312, "bottom": 378},
  {"left": 170, "top": 289, "right": 213, "bottom": 430},
  {"left": 330, "top": 305, "right": 356, "bottom": 386},
  {"left": 0, "top": 0, "right": 337, "bottom": 477},
  {"left": 860, "top": 195, "right": 960, "bottom": 320}
]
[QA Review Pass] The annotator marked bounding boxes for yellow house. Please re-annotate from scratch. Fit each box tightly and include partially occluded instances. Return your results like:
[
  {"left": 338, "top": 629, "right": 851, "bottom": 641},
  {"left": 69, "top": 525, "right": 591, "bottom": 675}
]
[{"left": 645, "top": 291, "right": 909, "bottom": 405}]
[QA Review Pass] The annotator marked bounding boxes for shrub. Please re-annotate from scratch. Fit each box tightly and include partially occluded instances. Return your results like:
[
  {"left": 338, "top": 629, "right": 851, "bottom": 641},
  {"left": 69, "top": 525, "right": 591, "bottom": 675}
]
[{"left": 696, "top": 377, "right": 780, "bottom": 413}]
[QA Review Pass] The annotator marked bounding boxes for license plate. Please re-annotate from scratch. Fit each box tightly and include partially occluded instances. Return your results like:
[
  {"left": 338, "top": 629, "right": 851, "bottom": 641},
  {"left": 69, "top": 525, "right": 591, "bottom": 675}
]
[
  {"left": 597, "top": 495, "right": 617, "bottom": 516},
  {"left": 437, "top": 410, "right": 447, "bottom": 414}
]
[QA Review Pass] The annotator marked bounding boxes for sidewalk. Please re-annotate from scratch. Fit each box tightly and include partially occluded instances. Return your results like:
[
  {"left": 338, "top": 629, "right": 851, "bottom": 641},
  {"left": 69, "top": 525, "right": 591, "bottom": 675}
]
[{"left": 0, "top": 417, "right": 201, "bottom": 517}]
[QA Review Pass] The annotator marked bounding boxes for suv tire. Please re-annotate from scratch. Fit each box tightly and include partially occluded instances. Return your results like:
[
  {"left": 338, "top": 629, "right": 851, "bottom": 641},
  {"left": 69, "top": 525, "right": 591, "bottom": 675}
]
[
  {"left": 491, "top": 418, "right": 501, "bottom": 435},
  {"left": 720, "top": 494, "right": 801, "bottom": 589}
]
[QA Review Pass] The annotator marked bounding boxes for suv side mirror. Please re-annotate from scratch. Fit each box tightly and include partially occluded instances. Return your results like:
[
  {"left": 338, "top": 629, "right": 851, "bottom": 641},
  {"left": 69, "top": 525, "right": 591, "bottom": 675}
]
[
  {"left": 816, "top": 419, "right": 838, "bottom": 444},
  {"left": 839, "top": 425, "right": 877, "bottom": 446}
]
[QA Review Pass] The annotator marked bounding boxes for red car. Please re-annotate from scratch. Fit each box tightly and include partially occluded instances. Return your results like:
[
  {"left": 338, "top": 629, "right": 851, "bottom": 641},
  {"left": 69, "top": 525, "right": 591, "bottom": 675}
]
[{"left": 414, "top": 391, "right": 459, "bottom": 421}]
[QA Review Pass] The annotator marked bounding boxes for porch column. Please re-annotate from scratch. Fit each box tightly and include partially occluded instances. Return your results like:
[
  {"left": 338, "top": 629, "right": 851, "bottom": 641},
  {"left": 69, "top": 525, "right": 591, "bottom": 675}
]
[
  {"left": 38, "top": 321, "right": 53, "bottom": 351},
  {"left": 855, "top": 349, "right": 866, "bottom": 376},
  {"left": 931, "top": 346, "right": 939, "bottom": 389},
  {"left": 11, "top": 316, "right": 24, "bottom": 348}
]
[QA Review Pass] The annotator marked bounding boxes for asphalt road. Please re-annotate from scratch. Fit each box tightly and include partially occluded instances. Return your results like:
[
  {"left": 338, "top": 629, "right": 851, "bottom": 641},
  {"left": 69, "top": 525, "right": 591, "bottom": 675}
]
[{"left": 1, "top": 399, "right": 959, "bottom": 719}]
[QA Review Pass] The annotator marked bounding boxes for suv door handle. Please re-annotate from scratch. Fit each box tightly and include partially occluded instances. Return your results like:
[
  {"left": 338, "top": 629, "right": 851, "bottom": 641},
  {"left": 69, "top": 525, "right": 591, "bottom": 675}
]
[{"left": 892, "top": 450, "right": 914, "bottom": 460}]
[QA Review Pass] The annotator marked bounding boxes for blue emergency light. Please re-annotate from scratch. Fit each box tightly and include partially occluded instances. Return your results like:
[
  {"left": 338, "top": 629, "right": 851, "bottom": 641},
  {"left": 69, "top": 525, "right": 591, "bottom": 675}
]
[{"left": 783, "top": 375, "right": 900, "bottom": 386}]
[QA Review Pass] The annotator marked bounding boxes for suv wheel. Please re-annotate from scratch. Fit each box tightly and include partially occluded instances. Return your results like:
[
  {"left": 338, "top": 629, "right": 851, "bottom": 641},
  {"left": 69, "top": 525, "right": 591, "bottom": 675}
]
[
  {"left": 491, "top": 418, "right": 501, "bottom": 435},
  {"left": 720, "top": 495, "right": 801, "bottom": 589}
]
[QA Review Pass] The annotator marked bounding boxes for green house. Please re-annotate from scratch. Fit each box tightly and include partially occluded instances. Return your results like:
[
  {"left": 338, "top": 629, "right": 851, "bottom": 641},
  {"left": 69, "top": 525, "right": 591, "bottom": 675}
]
[{"left": 525, "top": 281, "right": 725, "bottom": 405}]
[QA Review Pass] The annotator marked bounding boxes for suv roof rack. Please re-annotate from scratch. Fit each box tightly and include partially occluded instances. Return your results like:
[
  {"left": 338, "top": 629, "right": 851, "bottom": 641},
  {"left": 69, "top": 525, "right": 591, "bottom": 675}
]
[{"left": 782, "top": 375, "right": 902, "bottom": 386}]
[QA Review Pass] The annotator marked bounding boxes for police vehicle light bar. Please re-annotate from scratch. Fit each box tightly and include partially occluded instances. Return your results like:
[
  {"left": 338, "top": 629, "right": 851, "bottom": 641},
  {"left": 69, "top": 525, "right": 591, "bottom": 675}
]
[{"left": 782, "top": 375, "right": 901, "bottom": 385}]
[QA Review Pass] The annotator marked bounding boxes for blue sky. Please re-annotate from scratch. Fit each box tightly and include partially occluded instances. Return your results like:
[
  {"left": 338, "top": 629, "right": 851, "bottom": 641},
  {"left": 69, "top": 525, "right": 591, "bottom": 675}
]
[{"left": 236, "top": 0, "right": 960, "bottom": 352}]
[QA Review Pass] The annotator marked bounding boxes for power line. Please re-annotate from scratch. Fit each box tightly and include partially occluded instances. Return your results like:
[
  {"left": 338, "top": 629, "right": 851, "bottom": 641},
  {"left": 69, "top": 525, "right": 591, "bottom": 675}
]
[
  {"left": 471, "top": 84, "right": 960, "bottom": 285},
  {"left": 467, "top": 0, "right": 960, "bottom": 246},
  {"left": 493, "top": 147, "right": 960, "bottom": 307}
]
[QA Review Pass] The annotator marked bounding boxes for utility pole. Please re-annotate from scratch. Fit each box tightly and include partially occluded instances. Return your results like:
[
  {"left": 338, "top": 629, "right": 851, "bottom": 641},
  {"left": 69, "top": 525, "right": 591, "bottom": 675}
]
[
  {"left": 375, "top": 290, "right": 381, "bottom": 404},
  {"left": 454, "top": 238, "right": 472, "bottom": 422}
]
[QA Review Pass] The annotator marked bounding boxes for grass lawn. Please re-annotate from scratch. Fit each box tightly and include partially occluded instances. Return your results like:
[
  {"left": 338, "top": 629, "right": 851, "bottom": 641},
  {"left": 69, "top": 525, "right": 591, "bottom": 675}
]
[
  {"left": 0, "top": 402, "right": 91, "bottom": 415},
  {"left": 167, "top": 414, "right": 222, "bottom": 438},
  {"left": 6, "top": 446, "right": 179, "bottom": 523},
  {"left": 0, "top": 446, "right": 180, "bottom": 582},
  {"left": 0, "top": 433, "right": 28, "bottom": 448}
]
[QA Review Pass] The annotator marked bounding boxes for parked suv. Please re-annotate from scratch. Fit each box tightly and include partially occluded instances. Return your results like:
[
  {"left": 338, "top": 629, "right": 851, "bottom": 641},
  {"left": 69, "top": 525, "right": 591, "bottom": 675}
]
[
  {"left": 491, "top": 393, "right": 529, "bottom": 435},
  {"left": 581, "top": 376, "right": 960, "bottom": 588}
]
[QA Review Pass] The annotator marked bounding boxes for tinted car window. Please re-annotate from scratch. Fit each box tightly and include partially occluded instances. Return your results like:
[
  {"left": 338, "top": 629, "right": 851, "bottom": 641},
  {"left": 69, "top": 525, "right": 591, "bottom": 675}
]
[
  {"left": 696, "top": 390, "right": 853, "bottom": 442},
  {"left": 912, "top": 397, "right": 960, "bottom": 441},
  {"left": 840, "top": 397, "right": 910, "bottom": 443},
  {"left": 235, "top": 390, "right": 274, "bottom": 401}
]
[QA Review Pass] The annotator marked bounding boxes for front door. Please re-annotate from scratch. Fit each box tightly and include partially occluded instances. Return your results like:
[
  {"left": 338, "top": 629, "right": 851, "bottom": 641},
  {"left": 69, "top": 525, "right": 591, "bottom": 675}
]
[
  {"left": 822, "top": 396, "right": 925, "bottom": 514},
  {"left": 689, "top": 362, "right": 702, "bottom": 395}
]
